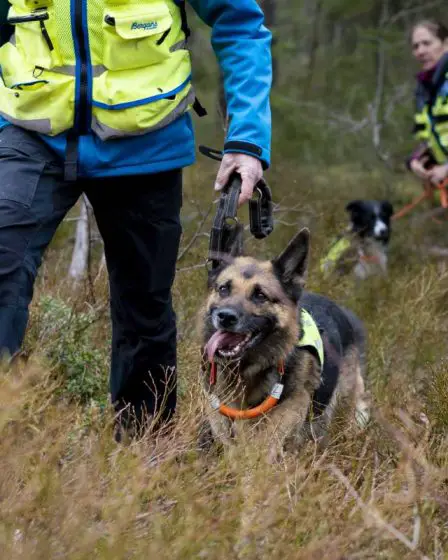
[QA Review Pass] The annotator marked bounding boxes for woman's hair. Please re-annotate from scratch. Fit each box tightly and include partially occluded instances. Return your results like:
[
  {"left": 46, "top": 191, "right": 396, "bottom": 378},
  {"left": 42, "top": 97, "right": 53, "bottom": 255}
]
[{"left": 412, "top": 19, "right": 448, "bottom": 42}]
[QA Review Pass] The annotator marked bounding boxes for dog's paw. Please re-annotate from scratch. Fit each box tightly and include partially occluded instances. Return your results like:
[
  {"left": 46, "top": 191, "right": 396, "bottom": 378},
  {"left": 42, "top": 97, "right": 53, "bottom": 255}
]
[
  {"left": 197, "top": 419, "right": 215, "bottom": 452},
  {"left": 266, "top": 445, "right": 284, "bottom": 465},
  {"left": 355, "top": 400, "right": 370, "bottom": 429}
]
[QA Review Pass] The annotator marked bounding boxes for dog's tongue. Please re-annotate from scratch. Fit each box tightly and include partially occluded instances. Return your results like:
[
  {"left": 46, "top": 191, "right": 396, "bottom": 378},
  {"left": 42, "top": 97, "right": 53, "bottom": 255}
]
[{"left": 205, "top": 331, "right": 246, "bottom": 361}]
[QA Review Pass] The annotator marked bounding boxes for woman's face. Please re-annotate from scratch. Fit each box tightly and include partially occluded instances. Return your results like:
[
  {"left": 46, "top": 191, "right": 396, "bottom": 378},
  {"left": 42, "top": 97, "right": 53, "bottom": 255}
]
[{"left": 412, "top": 26, "right": 448, "bottom": 70}]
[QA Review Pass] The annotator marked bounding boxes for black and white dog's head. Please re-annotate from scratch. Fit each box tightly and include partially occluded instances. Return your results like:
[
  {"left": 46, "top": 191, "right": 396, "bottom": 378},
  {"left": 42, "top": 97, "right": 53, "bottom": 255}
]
[{"left": 345, "top": 200, "right": 394, "bottom": 244}]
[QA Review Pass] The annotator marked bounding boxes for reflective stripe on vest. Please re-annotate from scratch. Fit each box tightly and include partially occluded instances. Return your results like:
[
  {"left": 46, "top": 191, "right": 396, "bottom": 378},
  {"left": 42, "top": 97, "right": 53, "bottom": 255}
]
[
  {"left": 0, "top": 0, "right": 192, "bottom": 137},
  {"left": 298, "top": 309, "right": 324, "bottom": 371},
  {"left": 413, "top": 78, "right": 448, "bottom": 163}
]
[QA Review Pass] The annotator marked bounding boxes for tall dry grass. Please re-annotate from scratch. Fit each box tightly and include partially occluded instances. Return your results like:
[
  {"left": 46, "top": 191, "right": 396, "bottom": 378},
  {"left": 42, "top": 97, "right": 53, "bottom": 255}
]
[{"left": 0, "top": 160, "right": 448, "bottom": 559}]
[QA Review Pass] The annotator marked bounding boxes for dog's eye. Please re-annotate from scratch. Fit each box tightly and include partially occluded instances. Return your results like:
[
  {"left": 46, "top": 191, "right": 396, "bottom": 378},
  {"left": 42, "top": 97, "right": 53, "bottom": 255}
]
[
  {"left": 218, "top": 283, "right": 230, "bottom": 298},
  {"left": 252, "top": 287, "right": 269, "bottom": 304}
]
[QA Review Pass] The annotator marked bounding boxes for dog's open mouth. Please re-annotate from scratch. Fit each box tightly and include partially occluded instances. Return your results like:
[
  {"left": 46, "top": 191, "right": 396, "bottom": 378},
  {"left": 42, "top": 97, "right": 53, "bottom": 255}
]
[{"left": 205, "top": 330, "right": 255, "bottom": 361}]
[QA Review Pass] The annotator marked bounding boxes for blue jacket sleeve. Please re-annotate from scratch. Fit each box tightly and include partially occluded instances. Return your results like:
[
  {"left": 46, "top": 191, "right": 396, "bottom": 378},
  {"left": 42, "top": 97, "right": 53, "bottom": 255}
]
[{"left": 188, "top": 0, "right": 272, "bottom": 168}]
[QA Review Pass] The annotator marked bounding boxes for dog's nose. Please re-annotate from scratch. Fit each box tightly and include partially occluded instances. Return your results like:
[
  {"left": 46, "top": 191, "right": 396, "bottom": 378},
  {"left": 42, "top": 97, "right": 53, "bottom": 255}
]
[
  {"left": 215, "top": 308, "right": 239, "bottom": 329},
  {"left": 373, "top": 220, "right": 388, "bottom": 239}
]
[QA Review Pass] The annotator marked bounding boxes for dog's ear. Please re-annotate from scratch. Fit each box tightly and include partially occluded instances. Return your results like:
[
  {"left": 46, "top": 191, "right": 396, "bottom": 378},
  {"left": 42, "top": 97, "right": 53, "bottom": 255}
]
[
  {"left": 381, "top": 200, "right": 394, "bottom": 218},
  {"left": 345, "top": 200, "right": 364, "bottom": 215},
  {"left": 273, "top": 227, "right": 310, "bottom": 284}
]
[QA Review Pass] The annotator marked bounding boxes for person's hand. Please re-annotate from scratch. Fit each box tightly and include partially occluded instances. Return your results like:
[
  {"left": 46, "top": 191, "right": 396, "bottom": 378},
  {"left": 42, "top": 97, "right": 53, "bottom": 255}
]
[
  {"left": 427, "top": 163, "right": 448, "bottom": 185},
  {"left": 410, "top": 158, "right": 430, "bottom": 180},
  {"left": 214, "top": 153, "right": 263, "bottom": 206}
]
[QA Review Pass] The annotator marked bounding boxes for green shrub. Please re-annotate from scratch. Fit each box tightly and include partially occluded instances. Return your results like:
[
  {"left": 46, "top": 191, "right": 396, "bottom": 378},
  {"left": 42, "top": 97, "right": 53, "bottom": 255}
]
[{"left": 36, "top": 296, "right": 109, "bottom": 406}]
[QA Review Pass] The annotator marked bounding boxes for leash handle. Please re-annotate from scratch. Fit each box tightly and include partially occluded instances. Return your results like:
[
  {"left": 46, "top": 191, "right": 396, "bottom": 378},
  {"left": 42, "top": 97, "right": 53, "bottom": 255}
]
[
  {"left": 222, "top": 172, "right": 242, "bottom": 219},
  {"left": 207, "top": 172, "right": 242, "bottom": 270},
  {"left": 201, "top": 144, "right": 275, "bottom": 268},
  {"left": 249, "top": 178, "right": 274, "bottom": 239},
  {"left": 198, "top": 144, "right": 223, "bottom": 162},
  {"left": 199, "top": 144, "right": 274, "bottom": 239}
]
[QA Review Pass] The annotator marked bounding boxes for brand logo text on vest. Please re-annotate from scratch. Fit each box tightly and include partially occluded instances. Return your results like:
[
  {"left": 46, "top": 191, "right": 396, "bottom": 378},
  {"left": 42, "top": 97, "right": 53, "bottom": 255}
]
[{"left": 131, "top": 21, "right": 158, "bottom": 31}]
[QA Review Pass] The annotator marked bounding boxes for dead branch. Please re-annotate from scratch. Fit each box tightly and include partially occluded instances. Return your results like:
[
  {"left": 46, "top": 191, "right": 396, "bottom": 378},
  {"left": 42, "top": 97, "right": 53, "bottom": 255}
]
[
  {"left": 387, "top": 0, "right": 445, "bottom": 26},
  {"left": 275, "top": 95, "right": 370, "bottom": 134},
  {"left": 426, "top": 246, "right": 448, "bottom": 258},
  {"left": 68, "top": 195, "right": 90, "bottom": 286},
  {"left": 275, "top": 219, "right": 302, "bottom": 227},
  {"left": 176, "top": 262, "right": 206, "bottom": 273},
  {"left": 329, "top": 465, "right": 428, "bottom": 558},
  {"left": 177, "top": 205, "right": 213, "bottom": 262}
]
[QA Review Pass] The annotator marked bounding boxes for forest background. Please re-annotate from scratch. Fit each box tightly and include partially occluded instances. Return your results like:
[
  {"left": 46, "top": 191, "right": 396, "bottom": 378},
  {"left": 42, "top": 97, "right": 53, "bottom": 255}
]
[{"left": 1, "top": 1, "right": 448, "bottom": 558}]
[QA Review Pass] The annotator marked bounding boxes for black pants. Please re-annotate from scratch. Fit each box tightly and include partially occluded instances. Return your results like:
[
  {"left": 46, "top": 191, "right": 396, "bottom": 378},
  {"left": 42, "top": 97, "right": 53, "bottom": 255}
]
[{"left": 0, "top": 125, "right": 182, "bottom": 431}]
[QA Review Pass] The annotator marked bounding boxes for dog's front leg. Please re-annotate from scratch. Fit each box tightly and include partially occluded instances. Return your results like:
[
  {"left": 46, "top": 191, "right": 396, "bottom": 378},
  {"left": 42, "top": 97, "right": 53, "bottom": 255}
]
[
  {"left": 263, "top": 389, "right": 312, "bottom": 464},
  {"left": 207, "top": 410, "right": 234, "bottom": 447},
  {"left": 235, "top": 390, "right": 311, "bottom": 557}
]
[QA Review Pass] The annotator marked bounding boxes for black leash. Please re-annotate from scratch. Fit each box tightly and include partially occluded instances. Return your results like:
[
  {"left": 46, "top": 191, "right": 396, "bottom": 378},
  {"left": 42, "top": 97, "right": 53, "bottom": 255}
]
[
  {"left": 199, "top": 145, "right": 274, "bottom": 271},
  {"left": 249, "top": 179, "right": 274, "bottom": 239},
  {"left": 207, "top": 170, "right": 241, "bottom": 272}
]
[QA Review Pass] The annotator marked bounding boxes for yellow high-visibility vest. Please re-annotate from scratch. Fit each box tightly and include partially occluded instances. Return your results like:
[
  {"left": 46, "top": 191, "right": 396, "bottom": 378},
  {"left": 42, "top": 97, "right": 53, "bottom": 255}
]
[
  {"left": 414, "top": 82, "right": 448, "bottom": 163},
  {"left": 0, "top": 0, "right": 193, "bottom": 138},
  {"left": 298, "top": 308, "right": 324, "bottom": 370}
]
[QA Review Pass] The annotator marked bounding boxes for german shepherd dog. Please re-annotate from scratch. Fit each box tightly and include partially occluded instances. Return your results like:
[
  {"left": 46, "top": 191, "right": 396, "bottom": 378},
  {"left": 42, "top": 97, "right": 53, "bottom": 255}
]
[
  {"left": 320, "top": 200, "right": 394, "bottom": 280},
  {"left": 199, "top": 226, "right": 370, "bottom": 459}
]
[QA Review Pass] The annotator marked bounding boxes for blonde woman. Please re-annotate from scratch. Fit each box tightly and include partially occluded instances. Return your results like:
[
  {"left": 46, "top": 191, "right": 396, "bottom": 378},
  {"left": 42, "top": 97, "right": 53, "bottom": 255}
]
[{"left": 408, "top": 20, "right": 448, "bottom": 185}]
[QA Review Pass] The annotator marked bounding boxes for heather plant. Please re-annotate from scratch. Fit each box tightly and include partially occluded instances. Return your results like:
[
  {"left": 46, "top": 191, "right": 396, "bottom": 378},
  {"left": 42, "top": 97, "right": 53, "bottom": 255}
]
[{"left": 1, "top": 157, "right": 447, "bottom": 558}]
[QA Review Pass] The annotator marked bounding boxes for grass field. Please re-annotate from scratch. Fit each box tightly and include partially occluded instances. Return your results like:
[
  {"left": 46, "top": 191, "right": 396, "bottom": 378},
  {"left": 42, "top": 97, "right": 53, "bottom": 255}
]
[{"left": 1, "top": 158, "right": 448, "bottom": 559}]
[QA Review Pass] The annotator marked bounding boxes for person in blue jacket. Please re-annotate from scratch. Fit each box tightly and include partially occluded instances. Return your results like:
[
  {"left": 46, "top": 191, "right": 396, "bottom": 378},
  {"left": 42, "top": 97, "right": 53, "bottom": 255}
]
[{"left": 0, "top": 0, "right": 272, "bottom": 439}]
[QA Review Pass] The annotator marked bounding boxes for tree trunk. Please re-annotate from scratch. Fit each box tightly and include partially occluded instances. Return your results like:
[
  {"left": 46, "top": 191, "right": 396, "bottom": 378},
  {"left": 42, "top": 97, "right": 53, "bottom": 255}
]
[
  {"left": 304, "top": 0, "right": 323, "bottom": 98},
  {"left": 68, "top": 195, "right": 90, "bottom": 286}
]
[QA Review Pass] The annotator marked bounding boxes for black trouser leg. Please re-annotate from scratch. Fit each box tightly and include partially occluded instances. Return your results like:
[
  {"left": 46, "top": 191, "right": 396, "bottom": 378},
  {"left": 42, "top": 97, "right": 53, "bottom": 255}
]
[
  {"left": 85, "top": 169, "right": 182, "bottom": 436},
  {"left": 0, "top": 125, "right": 81, "bottom": 355}
]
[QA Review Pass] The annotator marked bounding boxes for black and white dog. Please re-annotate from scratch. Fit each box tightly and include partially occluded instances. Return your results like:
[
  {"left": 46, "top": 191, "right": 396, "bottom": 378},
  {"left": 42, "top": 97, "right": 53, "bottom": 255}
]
[{"left": 320, "top": 200, "right": 394, "bottom": 279}]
